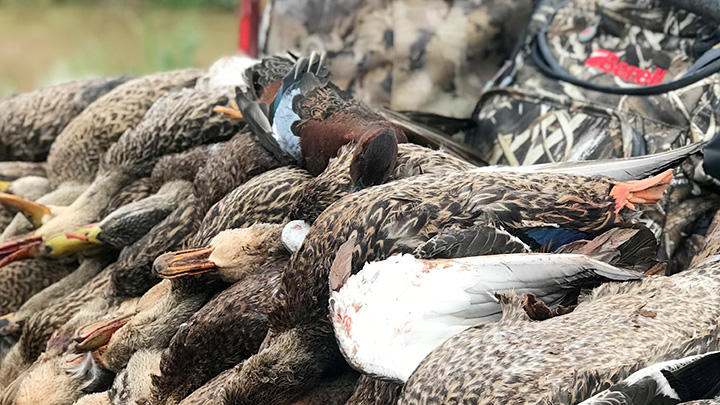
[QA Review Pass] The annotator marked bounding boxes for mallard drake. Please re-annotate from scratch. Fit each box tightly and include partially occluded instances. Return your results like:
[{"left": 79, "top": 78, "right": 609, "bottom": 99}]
[
  {"left": 0, "top": 77, "right": 132, "bottom": 162},
  {"left": 329, "top": 227, "right": 656, "bottom": 383},
  {"left": 398, "top": 212, "right": 720, "bottom": 404},
  {"left": 236, "top": 53, "right": 409, "bottom": 185},
  {"left": 225, "top": 168, "right": 672, "bottom": 403},
  {"left": 579, "top": 351, "right": 720, "bottom": 404}
]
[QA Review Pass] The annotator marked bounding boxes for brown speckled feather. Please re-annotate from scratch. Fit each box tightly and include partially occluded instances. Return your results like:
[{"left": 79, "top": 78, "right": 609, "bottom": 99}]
[
  {"left": 188, "top": 166, "right": 312, "bottom": 248},
  {"left": 400, "top": 262, "right": 720, "bottom": 404},
  {"left": 150, "top": 264, "right": 281, "bottom": 404},
  {"left": 290, "top": 142, "right": 474, "bottom": 223},
  {"left": 0, "top": 77, "right": 131, "bottom": 162},
  {"left": 46, "top": 69, "right": 204, "bottom": 186},
  {"left": 225, "top": 171, "right": 638, "bottom": 404},
  {"left": 0, "top": 258, "right": 76, "bottom": 315}
]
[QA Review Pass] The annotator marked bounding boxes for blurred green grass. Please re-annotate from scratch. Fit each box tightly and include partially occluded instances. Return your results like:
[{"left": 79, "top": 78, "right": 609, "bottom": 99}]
[{"left": 0, "top": 0, "right": 239, "bottom": 96}]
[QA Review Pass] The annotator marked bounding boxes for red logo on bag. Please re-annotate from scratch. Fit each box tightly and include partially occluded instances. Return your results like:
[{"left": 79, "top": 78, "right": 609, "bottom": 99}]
[{"left": 584, "top": 49, "right": 667, "bottom": 86}]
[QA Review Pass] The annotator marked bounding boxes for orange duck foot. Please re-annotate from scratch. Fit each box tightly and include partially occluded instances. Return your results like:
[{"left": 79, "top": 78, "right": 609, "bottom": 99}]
[
  {"left": 0, "top": 234, "right": 42, "bottom": 267},
  {"left": 610, "top": 170, "right": 674, "bottom": 213},
  {"left": 213, "top": 99, "right": 244, "bottom": 119},
  {"left": 522, "top": 293, "right": 577, "bottom": 321}
]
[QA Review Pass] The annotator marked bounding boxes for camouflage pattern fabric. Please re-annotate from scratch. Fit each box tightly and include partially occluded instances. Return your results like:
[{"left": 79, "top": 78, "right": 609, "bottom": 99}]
[
  {"left": 262, "top": 0, "right": 532, "bottom": 118},
  {"left": 465, "top": 0, "right": 720, "bottom": 273}
]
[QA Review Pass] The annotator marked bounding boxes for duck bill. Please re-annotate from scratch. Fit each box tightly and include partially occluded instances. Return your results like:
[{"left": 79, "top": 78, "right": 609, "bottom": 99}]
[
  {"left": 0, "top": 192, "right": 51, "bottom": 228},
  {"left": 0, "top": 312, "right": 16, "bottom": 331},
  {"left": 0, "top": 181, "right": 10, "bottom": 192},
  {"left": 153, "top": 247, "right": 218, "bottom": 279},
  {"left": 0, "top": 234, "right": 42, "bottom": 267},
  {"left": 75, "top": 313, "right": 134, "bottom": 351},
  {"left": 44, "top": 223, "right": 103, "bottom": 258}
]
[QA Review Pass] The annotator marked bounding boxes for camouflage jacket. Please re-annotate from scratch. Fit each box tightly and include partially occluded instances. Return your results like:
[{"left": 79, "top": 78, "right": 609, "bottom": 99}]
[
  {"left": 465, "top": 0, "right": 720, "bottom": 272},
  {"left": 261, "top": 0, "right": 532, "bottom": 118}
]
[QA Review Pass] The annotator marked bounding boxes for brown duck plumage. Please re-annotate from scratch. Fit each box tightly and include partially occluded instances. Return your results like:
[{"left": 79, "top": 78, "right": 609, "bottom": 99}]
[
  {"left": 400, "top": 214, "right": 720, "bottom": 404},
  {"left": 0, "top": 77, "right": 131, "bottom": 162},
  {"left": 289, "top": 142, "right": 475, "bottom": 223},
  {"left": 225, "top": 169, "right": 672, "bottom": 403}
]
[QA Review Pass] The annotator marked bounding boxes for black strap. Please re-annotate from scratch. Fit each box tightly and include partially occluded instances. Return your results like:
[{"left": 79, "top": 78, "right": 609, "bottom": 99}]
[{"left": 532, "top": 0, "right": 720, "bottom": 95}]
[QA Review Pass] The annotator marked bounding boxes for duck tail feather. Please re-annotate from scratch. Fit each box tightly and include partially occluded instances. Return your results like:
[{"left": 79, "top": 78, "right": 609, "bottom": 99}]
[
  {"left": 556, "top": 226, "right": 659, "bottom": 272},
  {"left": 500, "top": 142, "right": 705, "bottom": 181},
  {"left": 376, "top": 107, "right": 488, "bottom": 167},
  {"left": 663, "top": 351, "right": 720, "bottom": 401}
]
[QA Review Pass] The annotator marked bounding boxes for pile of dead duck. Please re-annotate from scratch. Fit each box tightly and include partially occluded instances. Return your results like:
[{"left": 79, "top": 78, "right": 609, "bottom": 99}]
[{"left": 0, "top": 53, "right": 718, "bottom": 405}]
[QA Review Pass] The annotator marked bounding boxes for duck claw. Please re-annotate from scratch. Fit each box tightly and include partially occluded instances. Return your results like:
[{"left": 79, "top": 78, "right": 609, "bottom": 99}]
[
  {"left": 522, "top": 293, "right": 576, "bottom": 321},
  {"left": 0, "top": 234, "right": 42, "bottom": 267},
  {"left": 610, "top": 170, "right": 673, "bottom": 213},
  {"left": 213, "top": 99, "right": 244, "bottom": 120}
]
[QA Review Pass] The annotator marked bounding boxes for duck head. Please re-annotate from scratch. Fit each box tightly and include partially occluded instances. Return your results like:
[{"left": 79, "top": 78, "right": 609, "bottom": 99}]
[
  {"left": 153, "top": 223, "right": 287, "bottom": 283},
  {"left": 349, "top": 126, "right": 405, "bottom": 193}
]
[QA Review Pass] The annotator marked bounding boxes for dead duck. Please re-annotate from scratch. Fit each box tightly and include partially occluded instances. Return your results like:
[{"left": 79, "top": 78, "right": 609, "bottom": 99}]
[
  {"left": 0, "top": 76, "right": 132, "bottom": 162},
  {"left": 2, "top": 350, "right": 113, "bottom": 405},
  {"left": 289, "top": 142, "right": 475, "bottom": 224},
  {"left": 44, "top": 144, "right": 218, "bottom": 258},
  {"left": 0, "top": 77, "right": 244, "bottom": 263},
  {"left": 0, "top": 68, "right": 205, "bottom": 260},
  {"left": 329, "top": 227, "right": 657, "bottom": 383},
  {"left": 398, "top": 212, "right": 720, "bottom": 404},
  {"left": 220, "top": 168, "right": 673, "bottom": 404},
  {"left": 235, "top": 52, "right": 409, "bottom": 181},
  {"left": 85, "top": 168, "right": 311, "bottom": 374},
  {"left": 0, "top": 257, "right": 76, "bottom": 315},
  {"left": 149, "top": 256, "right": 283, "bottom": 404},
  {"left": 580, "top": 351, "right": 720, "bottom": 404}
]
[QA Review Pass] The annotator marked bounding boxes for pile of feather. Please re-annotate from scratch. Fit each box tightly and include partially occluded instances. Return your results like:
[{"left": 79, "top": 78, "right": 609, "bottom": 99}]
[{"left": 0, "top": 53, "right": 718, "bottom": 405}]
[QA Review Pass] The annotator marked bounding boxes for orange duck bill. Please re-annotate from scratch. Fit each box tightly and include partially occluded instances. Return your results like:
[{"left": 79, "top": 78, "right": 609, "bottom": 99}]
[
  {"left": 153, "top": 247, "right": 218, "bottom": 279},
  {"left": 74, "top": 313, "right": 134, "bottom": 352},
  {"left": 0, "top": 234, "right": 42, "bottom": 267},
  {"left": 0, "top": 192, "right": 51, "bottom": 228},
  {"left": 610, "top": 170, "right": 674, "bottom": 213}
]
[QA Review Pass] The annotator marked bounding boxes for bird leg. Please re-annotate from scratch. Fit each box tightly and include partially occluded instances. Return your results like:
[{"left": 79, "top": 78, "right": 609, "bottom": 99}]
[
  {"left": 610, "top": 170, "right": 674, "bottom": 213},
  {"left": 0, "top": 234, "right": 42, "bottom": 267},
  {"left": 0, "top": 192, "right": 51, "bottom": 228},
  {"left": 522, "top": 293, "right": 577, "bottom": 321},
  {"left": 213, "top": 99, "right": 244, "bottom": 119}
]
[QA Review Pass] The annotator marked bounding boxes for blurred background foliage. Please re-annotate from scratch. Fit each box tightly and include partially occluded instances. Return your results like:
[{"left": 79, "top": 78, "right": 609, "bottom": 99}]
[{"left": 0, "top": 0, "right": 240, "bottom": 97}]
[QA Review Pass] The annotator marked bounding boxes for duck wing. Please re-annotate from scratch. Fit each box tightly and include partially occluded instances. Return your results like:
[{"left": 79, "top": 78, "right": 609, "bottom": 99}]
[
  {"left": 234, "top": 88, "right": 292, "bottom": 164},
  {"left": 377, "top": 107, "right": 488, "bottom": 167},
  {"left": 413, "top": 225, "right": 530, "bottom": 258},
  {"left": 330, "top": 253, "right": 643, "bottom": 383},
  {"left": 471, "top": 142, "right": 706, "bottom": 181},
  {"left": 580, "top": 351, "right": 720, "bottom": 404}
]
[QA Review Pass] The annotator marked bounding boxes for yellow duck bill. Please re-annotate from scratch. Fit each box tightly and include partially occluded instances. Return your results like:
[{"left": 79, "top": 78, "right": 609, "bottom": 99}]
[{"left": 44, "top": 223, "right": 103, "bottom": 258}]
